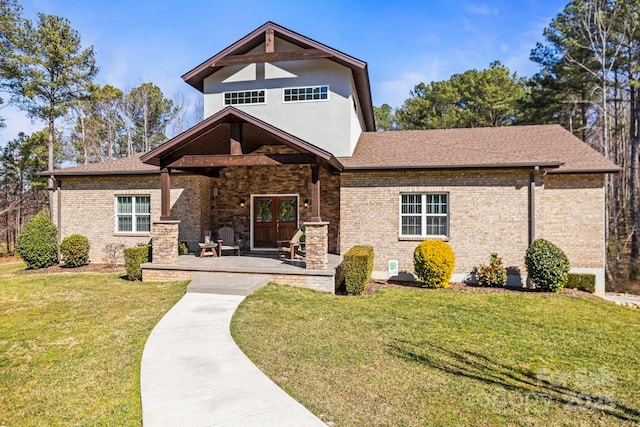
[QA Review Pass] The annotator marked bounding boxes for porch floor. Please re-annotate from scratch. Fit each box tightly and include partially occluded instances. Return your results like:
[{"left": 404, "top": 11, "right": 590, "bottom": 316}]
[{"left": 141, "top": 252, "right": 343, "bottom": 293}]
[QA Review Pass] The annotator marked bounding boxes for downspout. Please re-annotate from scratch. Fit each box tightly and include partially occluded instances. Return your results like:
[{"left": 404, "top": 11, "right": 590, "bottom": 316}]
[{"left": 529, "top": 166, "right": 539, "bottom": 245}]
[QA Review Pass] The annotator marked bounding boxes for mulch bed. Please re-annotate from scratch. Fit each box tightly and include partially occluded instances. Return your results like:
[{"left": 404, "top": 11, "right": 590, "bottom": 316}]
[
  {"left": 364, "top": 279, "right": 600, "bottom": 300},
  {"left": 17, "top": 263, "right": 124, "bottom": 275}
]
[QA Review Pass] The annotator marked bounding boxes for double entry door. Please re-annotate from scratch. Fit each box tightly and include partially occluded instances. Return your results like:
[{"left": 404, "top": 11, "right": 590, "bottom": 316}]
[{"left": 253, "top": 196, "right": 298, "bottom": 248}]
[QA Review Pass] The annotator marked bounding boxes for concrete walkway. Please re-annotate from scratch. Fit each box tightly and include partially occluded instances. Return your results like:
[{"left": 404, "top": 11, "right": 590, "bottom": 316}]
[
  {"left": 604, "top": 292, "right": 640, "bottom": 309},
  {"left": 140, "top": 292, "right": 326, "bottom": 426}
]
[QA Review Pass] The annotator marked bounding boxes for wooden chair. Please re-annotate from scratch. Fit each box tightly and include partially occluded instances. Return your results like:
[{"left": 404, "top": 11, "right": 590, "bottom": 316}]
[
  {"left": 277, "top": 228, "right": 305, "bottom": 260},
  {"left": 198, "top": 230, "right": 217, "bottom": 257},
  {"left": 217, "top": 226, "right": 241, "bottom": 256}
]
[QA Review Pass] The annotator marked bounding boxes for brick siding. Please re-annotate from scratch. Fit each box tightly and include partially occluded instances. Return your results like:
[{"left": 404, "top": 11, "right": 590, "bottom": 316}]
[
  {"left": 54, "top": 174, "right": 210, "bottom": 263},
  {"left": 340, "top": 170, "right": 605, "bottom": 280}
]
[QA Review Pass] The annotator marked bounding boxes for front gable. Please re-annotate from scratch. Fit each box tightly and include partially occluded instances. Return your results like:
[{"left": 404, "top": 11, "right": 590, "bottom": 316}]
[{"left": 182, "top": 22, "right": 373, "bottom": 157}]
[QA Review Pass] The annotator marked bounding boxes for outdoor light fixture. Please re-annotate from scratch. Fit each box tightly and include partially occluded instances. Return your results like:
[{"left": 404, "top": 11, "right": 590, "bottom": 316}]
[
  {"left": 303, "top": 198, "right": 310, "bottom": 208},
  {"left": 240, "top": 198, "right": 246, "bottom": 207}
]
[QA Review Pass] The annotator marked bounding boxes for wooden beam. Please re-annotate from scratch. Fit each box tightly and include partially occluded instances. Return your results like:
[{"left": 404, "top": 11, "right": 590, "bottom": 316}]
[
  {"left": 230, "top": 123, "right": 242, "bottom": 155},
  {"left": 265, "top": 28, "right": 274, "bottom": 53},
  {"left": 160, "top": 168, "right": 171, "bottom": 220},
  {"left": 168, "top": 154, "right": 317, "bottom": 168},
  {"left": 310, "top": 165, "right": 321, "bottom": 222},
  {"left": 210, "top": 49, "right": 332, "bottom": 67}
]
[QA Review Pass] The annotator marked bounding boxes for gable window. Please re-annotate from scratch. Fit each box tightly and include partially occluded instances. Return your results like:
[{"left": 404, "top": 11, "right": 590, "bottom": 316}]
[
  {"left": 400, "top": 193, "right": 448, "bottom": 238},
  {"left": 116, "top": 195, "right": 151, "bottom": 233},
  {"left": 224, "top": 90, "right": 265, "bottom": 105},
  {"left": 283, "top": 85, "right": 329, "bottom": 102}
]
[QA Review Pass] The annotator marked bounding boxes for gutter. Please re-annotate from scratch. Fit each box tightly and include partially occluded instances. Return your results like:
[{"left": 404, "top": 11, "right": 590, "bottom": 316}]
[{"left": 339, "top": 161, "right": 565, "bottom": 172}]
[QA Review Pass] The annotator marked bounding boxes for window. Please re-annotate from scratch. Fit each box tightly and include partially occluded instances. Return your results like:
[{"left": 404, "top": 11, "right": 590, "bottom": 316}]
[
  {"left": 283, "top": 85, "right": 329, "bottom": 102},
  {"left": 116, "top": 195, "right": 150, "bottom": 233},
  {"left": 223, "top": 90, "right": 265, "bottom": 105},
  {"left": 400, "top": 193, "right": 448, "bottom": 238}
]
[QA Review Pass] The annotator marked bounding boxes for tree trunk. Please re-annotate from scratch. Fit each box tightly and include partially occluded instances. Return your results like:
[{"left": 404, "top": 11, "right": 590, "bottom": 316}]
[
  {"left": 48, "top": 113, "right": 55, "bottom": 220},
  {"left": 630, "top": 84, "right": 639, "bottom": 279}
]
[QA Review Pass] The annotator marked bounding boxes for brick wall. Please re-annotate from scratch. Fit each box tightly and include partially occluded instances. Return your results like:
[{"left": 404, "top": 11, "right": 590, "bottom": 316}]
[
  {"left": 340, "top": 170, "right": 606, "bottom": 281},
  {"left": 55, "top": 174, "right": 210, "bottom": 263},
  {"left": 537, "top": 174, "right": 605, "bottom": 269}
]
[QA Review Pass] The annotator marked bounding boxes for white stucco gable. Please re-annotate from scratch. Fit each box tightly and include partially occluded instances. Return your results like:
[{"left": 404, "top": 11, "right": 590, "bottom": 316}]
[
  {"left": 182, "top": 21, "right": 375, "bottom": 157},
  {"left": 202, "top": 38, "right": 364, "bottom": 157}
]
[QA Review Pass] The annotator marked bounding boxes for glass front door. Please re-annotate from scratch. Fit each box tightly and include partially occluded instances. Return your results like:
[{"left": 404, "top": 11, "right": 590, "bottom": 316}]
[{"left": 253, "top": 196, "right": 298, "bottom": 248}]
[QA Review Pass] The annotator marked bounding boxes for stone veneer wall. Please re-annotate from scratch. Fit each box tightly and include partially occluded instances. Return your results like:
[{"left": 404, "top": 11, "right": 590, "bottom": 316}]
[
  {"left": 208, "top": 146, "right": 340, "bottom": 252},
  {"left": 340, "top": 170, "right": 606, "bottom": 283},
  {"left": 52, "top": 174, "right": 210, "bottom": 263}
]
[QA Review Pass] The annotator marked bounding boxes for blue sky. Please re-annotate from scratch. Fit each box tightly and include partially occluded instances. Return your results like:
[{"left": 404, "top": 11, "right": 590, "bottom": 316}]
[{"left": 1, "top": 0, "right": 568, "bottom": 142}]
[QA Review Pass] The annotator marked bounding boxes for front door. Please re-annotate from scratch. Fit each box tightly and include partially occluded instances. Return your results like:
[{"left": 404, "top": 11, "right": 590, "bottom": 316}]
[{"left": 253, "top": 196, "right": 298, "bottom": 248}]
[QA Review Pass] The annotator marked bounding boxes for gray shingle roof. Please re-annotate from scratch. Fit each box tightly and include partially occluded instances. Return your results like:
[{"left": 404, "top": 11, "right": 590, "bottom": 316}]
[
  {"left": 44, "top": 153, "right": 159, "bottom": 176},
  {"left": 46, "top": 124, "right": 619, "bottom": 176},
  {"left": 339, "top": 124, "right": 619, "bottom": 173}
]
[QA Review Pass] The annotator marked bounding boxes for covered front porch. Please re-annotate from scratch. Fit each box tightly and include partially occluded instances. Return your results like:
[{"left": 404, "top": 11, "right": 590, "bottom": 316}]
[
  {"left": 141, "top": 252, "right": 343, "bottom": 293},
  {"left": 138, "top": 107, "right": 343, "bottom": 289}
]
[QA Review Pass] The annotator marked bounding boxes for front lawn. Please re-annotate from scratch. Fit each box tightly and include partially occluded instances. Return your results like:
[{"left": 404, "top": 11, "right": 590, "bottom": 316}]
[
  {"left": 0, "top": 263, "right": 187, "bottom": 426},
  {"left": 232, "top": 284, "right": 640, "bottom": 426}
]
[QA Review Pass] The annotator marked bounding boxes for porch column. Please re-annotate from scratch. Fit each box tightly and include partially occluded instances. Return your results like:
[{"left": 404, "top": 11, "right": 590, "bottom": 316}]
[
  {"left": 304, "top": 221, "right": 329, "bottom": 270},
  {"left": 151, "top": 220, "right": 180, "bottom": 264},
  {"left": 160, "top": 167, "right": 171, "bottom": 220},
  {"left": 310, "top": 165, "right": 321, "bottom": 222}
]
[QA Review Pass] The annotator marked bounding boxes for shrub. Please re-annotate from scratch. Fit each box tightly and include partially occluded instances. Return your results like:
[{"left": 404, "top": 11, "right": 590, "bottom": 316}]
[
  {"left": 60, "top": 234, "right": 90, "bottom": 267},
  {"left": 178, "top": 241, "right": 189, "bottom": 255},
  {"left": 525, "top": 238, "right": 570, "bottom": 292},
  {"left": 413, "top": 240, "right": 455, "bottom": 288},
  {"left": 15, "top": 211, "right": 58, "bottom": 269},
  {"left": 475, "top": 252, "right": 508, "bottom": 287},
  {"left": 343, "top": 245, "right": 374, "bottom": 295},
  {"left": 124, "top": 245, "right": 151, "bottom": 281},
  {"left": 566, "top": 273, "right": 596, "bottom": 293}
]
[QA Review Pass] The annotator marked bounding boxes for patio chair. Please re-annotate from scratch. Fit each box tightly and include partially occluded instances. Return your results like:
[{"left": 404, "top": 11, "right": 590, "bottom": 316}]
[
  {"left": 277, "top": 228, "right": 305, "bottom": 260},
  {"left": 217, "top": 226, "right": 241, "bottom": 256},
  {"left": 198, "top": 230, "right": 218, "bottom": 257}
]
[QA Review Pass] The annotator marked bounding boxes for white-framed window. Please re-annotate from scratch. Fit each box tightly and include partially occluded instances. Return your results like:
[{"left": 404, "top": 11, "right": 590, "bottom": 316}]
[
  {"left": 223, "top": 89, "right": 266, "bottom": 105},
  {"left": 283, "top": 85, "right": 329, "bottom": 102},
  {"left": 116, "top": 195, "right": 151, "bottom": 233},
  {"left": 400, "top": 193, "right": 449, "bottom": 238}
]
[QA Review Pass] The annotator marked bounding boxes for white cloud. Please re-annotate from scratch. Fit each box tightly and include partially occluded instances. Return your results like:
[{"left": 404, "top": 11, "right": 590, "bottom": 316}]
[
  {"left": 374, "top": 57, "right": 452, "bottom": 108},
  {"left": 465, "top": 4, "right": 499, "bottom": 16}
]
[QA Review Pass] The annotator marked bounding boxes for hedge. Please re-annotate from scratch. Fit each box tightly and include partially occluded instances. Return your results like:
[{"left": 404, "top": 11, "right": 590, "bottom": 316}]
[
  {"left": 124, "top": 245, "right": 151, "bottom": 281},
  {"left": 565, "top": 273, "right": 596, "bottom": 293},
  {"left": 343, "top": 245, "right": 374, "bottom": 295}
]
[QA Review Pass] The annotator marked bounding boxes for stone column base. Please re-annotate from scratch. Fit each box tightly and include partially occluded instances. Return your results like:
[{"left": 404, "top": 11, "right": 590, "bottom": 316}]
[
  {"left": 151, "top": 220, "right": 180, "bottom": 264},
  {"left": 304, "top": 221, "right": 329, "bottom": 270}
]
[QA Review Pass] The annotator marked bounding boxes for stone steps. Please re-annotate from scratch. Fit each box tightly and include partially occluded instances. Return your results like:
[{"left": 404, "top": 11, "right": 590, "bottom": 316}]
[{"left": 186, "top": 272, "right": 269, "bottom": 296}]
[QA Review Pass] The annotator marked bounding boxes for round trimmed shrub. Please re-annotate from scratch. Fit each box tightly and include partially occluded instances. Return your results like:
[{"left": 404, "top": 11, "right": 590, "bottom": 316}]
[
  {"left": 525, "top": 238, "right": 570, "bottom": 292},
  {"left": 60, "top": 234, "right": 91, "bottom": 267},
  {"left": 15, "top": 211, "right": 59, "bottom": 269},
  {"left": 413, "top": 240, "right": 455, "bottom": 288}
]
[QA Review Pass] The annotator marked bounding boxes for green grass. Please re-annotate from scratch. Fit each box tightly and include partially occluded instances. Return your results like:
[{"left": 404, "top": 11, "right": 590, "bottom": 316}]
[
  {"left": 0, "top": 263, "right": 187, "bottom": 426},
  {"left": 232, "top": 284, "right": 640, "bottom": 426}
]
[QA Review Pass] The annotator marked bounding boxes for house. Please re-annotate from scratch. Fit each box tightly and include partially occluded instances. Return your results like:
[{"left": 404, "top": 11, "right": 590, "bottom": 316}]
[{"left": 46, "top": 22, "right": 618, "bottom": 295}]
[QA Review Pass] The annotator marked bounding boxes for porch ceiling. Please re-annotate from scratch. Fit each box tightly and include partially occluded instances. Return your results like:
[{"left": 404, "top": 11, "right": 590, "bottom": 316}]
[{"left": 140, "top": 107, "right": 343, "bottom": 176}]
